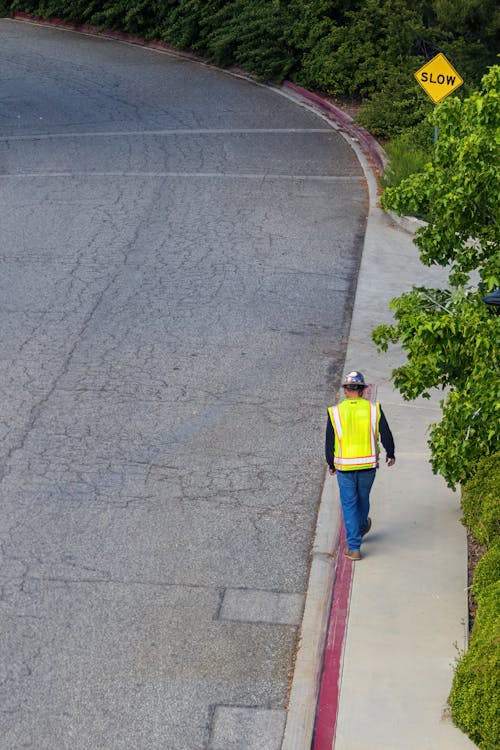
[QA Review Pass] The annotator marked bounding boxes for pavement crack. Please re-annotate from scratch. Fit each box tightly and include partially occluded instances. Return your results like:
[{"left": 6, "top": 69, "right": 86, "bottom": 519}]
[{"left": 0, "top": 272, "right": 121, "bottom": 485}]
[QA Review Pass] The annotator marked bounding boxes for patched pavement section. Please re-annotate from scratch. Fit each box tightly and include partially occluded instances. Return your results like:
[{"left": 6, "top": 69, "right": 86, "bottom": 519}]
[
  {"left": 218, "top": 589, "right": 304, "bottom": 625},
  {"left": 209, "top": 706, "right": 286, "bottom": 750}
]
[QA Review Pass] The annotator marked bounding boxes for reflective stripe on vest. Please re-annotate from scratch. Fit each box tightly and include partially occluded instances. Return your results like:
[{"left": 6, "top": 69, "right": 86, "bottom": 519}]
[{"left": 328, "top": 400, "right": 380, "bottom": 471}]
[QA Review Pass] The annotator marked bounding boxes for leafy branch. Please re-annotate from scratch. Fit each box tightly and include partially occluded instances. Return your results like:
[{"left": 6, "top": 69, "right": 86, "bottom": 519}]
[{"left": 375, "top": 67, "right": 500, "bottom": 488}]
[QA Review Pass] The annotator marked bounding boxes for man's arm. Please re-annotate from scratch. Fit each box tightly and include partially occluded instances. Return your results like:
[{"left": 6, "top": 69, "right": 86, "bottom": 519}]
[
  {"left": 379, "top": 406, "right": 395, "bottom": 465},
  {"left": 325, "top": 413, "right": 336, "bottom": 472}
]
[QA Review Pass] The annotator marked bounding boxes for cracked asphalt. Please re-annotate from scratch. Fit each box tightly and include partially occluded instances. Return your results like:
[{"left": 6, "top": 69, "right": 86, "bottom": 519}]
[{"left": 0, "top": 19, "right": 367, "bottom": 749}]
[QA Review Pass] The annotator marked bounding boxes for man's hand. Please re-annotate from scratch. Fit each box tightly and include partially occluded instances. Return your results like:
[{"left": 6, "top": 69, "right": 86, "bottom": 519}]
[
  {"left": 386, "top": 457, "right": 396, "bottom": 467},
  {"left": 328, "top": 467, "right": 336, "bottom": 476}
]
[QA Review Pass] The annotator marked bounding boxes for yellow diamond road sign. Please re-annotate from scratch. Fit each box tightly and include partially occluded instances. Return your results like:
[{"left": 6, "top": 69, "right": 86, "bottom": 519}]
[{"left": 414, "top": 53, "right": 463, "bottom": 104}]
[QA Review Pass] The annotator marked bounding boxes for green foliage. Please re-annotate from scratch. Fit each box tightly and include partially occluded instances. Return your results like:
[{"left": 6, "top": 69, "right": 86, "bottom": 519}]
[
  {"left": 440, "top": 37, "right": 498, "bottom": 93},
  {"left": 472, "top": 541, "right": 500, "bottom": 601},
  {"left": 153, "top": 1, "right": 208, "bottom": 50},
  {"left": 382, "top": 66, "right": 500, "bottom": 288},
  {"left": 432, "top": 0, "right": 500, "bottom": 86},
  {"left": 356, "top": 70, "right": 433, "bottom": 137},
  {"left": 433, "top": 0, "right": 497, "bottom": 35},
  {"left": 461, "top": 454, "right": 500, "bottom": 547},
  {"left": 381, "top": 122, "right": 434, "bottom": 188},
  {"left": 8, "top": 0, "right": 101, "bottom": 23},
  {"left": 454, "top": 449, "right": 498, "bottom": 746},
  {"left": 279, "top": 0, "right": 340, "bottom": 91},
  {"left": 323, "top": 0, "right": 425, "bottom": 98},
  {"left": 449, "top": 582, "right": 500, "bottom": 750},
  {"left": 190, "top": 0, "right": 295, "bottom": 80},
  {"left": 375, "top": 70, "right": 500, "bottom": 488},
  {"left": 373, "top": 289, "right": 500, "bottom": 487},
  {"left": 89, "top": 1, "right": 166, "bottom": 36}
]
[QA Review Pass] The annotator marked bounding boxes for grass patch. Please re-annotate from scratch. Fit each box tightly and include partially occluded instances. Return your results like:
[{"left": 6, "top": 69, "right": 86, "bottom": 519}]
[{"left": 381, "top": 125, "right": 433, "bottom": 189}]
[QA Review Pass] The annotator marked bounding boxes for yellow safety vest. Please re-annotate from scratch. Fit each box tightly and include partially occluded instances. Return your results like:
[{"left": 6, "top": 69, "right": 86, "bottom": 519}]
[{"left": 328, "top": 399, "right": 381, "bottom": 471}]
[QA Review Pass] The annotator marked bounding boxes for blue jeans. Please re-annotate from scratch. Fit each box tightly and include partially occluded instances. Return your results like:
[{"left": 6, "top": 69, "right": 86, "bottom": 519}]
[{"left": 336, "top": 469, "right": 376, "bottom": 550}]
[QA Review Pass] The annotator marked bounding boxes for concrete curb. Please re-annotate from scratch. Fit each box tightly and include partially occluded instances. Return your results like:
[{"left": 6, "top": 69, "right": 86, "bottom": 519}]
[
  {"left": 313, "top": 538, "right": 354, "bottom": 750},
  {"left": 386, "top": 209, "right": 427, "bottom": 236},
  {"left": 278, "top": 84, "right": 382, "bottom": 750},
  {"left": 281, "top": 475, "right": 341, "bottom": 750}
]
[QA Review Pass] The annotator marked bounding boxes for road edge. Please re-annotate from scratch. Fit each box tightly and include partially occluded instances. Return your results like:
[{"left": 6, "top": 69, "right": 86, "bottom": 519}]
[
  {"left": 281, "top": 474, "right": 341, "bottom": 750},
  {"left": 276, "top": 84, "right": 382, "bottom": 750}
]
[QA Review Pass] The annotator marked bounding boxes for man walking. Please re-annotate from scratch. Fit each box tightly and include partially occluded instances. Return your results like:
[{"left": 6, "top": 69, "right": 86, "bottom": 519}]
[{"left": 325, "top": 371, "right": 395, "bottom": 560}]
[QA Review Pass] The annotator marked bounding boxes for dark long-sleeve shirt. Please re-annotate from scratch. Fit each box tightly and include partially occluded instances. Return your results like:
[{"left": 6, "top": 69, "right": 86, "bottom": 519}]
[{"left": 325, "top": 404, "right": 395, "bottom": 471}]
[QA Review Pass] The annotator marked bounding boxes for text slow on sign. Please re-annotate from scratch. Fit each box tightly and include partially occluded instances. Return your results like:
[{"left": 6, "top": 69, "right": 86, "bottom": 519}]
[{"left": 414, "top": 53, "right": 463, "bottom": 103}]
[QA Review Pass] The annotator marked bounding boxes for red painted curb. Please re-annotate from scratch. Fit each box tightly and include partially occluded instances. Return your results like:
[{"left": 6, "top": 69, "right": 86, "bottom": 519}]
[
  {"left": 313, "top": 527, "right": 354, "bottom": 750},
  {"left": 282, "top": 81, "right": 385, "bottom": 179}
]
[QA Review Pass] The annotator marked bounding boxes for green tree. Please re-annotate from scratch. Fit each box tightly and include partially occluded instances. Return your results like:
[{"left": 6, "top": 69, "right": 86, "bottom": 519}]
[
  {"left": 301, "top": 0, "right": 426, "bottom": 98},
  {"left": 191, "top": 0, "right": 294, "bottom": 78},
  {"left": 373, "top": 288, "right": 500, "bottom": 487},
  {"left": 431, "top": 0, "right": 500, "bottom": 86},
  {"left": 382, "top": 65, "right": 500, "bottom": 287},
  {"left": 373, "top": 66, "right": 500, "bottom": 488}
]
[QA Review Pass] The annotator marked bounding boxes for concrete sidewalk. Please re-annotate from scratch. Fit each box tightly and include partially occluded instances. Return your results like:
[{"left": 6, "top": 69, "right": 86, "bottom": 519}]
[
  {"left": 331, "top": 199, "right": 477, "bottom": 750},
  {"left": 282, "top": 90, "right": 477, "bottom": 749}
]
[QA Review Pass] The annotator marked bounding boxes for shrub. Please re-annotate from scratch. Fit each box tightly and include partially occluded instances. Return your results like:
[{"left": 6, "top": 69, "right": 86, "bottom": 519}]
[
  {"left": 191, "top": 0, "right": 295, "bottom": 80},
  {"left": 357, "top": 68, "right": 433, "bottom": 137},
  {"left": 449, "top": 582, "right": 500, "bottom": 750},
  {"left": 461, "top": 453, "right": 500, "bottom": 547},
  {"left": 472, "top": 541, "right": 500, "bottom": 601},
  {"left": 8, "top": 1, "right": 101, "bottom": 23},
  {"left": 318, "top": 0, "right": 425, "bottom": 99}
]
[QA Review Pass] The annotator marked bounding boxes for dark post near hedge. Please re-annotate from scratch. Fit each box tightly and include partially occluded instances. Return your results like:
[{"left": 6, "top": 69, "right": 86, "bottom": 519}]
[{"left": 483, "top": 288, "right": 500, "bottom": 307}]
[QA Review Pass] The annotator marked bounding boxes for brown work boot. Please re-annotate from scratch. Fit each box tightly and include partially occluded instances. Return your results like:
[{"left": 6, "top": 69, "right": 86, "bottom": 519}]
[
  {"left": 361, "top": 517, "right": 372, "bottom": 537},
  {"left": 344, "top": 548, "right": 361, "bottom": 561}
]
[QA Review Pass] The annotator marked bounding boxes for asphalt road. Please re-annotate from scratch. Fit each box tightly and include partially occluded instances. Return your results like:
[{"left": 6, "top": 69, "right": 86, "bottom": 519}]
[{"left": 0, "top": 19, "right": 367, "bottom": 750}]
